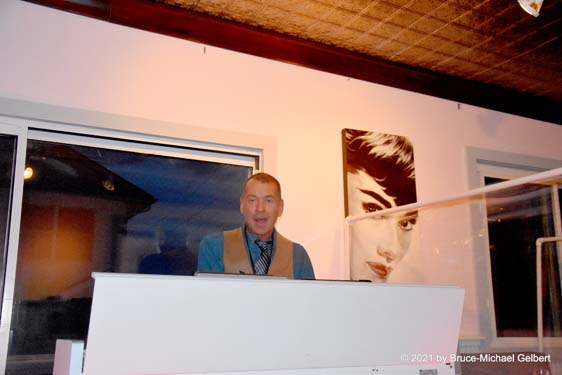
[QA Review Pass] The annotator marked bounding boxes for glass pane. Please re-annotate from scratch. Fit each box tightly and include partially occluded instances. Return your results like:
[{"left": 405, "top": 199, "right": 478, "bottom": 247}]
[
  {"left": 7, "top": 140, "right": 251, "bottom": 374},
  {"left": 345, "top": 172, "right": 562, "bottom": 341},
  {"left": 0, "top": 135, "right": 17, "bottom": 316},
  {"left": 485, "top": 178, "right": 562, "bottom": 337}
]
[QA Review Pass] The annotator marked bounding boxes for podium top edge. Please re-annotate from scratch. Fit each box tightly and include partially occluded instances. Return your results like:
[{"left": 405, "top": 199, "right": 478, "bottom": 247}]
[{"left": 91, "top": 272, "right": 464, "bottom": 291}]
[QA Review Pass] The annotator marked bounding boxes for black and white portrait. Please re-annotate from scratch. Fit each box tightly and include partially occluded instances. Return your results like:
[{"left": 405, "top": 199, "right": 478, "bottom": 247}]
[{"left": 342, "top": 128, "right": 418, "bottom": 282}]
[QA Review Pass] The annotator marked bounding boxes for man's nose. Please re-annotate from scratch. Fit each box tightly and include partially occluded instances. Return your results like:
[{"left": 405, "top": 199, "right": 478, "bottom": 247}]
[
  {"left": 377, "top": 246, "right": 396, "bottom": 263},
  {"left": 256, "top": 199, "right": 265, "bottom": 211}
]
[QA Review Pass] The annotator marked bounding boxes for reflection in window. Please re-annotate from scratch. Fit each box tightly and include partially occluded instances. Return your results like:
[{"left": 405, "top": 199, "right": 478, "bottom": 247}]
[
  {"left": 485, "top": 178, "right": 562, "bottom": 337},
  {"left": 8, "top": 139, "right": 251, "bottom": 374}
]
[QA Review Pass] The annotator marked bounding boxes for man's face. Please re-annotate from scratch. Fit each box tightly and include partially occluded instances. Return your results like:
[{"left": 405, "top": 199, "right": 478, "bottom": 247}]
[
  {"left": 240, "top": 179, "right": 284, "bottom": 241},
  {"left": 347, "top": 170, "right": 417, "bottom": 282}
]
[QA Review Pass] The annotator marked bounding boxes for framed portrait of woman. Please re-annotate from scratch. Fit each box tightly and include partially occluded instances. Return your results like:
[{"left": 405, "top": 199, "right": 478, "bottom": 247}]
[{"left": 342, "top": 128, "right": 418, "bottom": 283}]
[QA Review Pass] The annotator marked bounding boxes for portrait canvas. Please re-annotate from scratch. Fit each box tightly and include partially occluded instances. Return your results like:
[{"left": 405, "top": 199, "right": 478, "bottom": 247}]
[{"left": 342, "top": 128, "right": 419, "bottom": 283}]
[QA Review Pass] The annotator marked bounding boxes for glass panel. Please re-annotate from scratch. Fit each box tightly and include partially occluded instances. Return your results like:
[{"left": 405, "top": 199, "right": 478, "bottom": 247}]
[
  {"left": 346, "top": 172, "right": 562, "bottom": 338},
  {"left": 0, "top": 135, "right": 17, "bottom": 317},
  {"left": 7, "top": 140, "right": 251, "bottom": 374},
  {"left": 484, "top": 178, "right": 561, "bottom": 337}
]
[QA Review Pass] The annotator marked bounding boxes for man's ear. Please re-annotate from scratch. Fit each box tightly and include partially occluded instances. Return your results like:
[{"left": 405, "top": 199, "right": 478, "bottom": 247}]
[
  {"left": 279, "top": 199, "right": 284, "bottom": 217},
  {"left": 240, "top": 197, "right": 244, "bottom": 214}
]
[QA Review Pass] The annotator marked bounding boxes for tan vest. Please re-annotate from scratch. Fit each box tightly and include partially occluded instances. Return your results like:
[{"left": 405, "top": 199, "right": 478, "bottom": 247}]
[{"left": 223, "top": 228, "right": 294, "bottom": 279}]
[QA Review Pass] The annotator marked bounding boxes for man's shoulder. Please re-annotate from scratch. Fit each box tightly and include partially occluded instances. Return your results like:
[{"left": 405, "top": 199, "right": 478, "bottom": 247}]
[
  {"left": 275, "top": 232, "right": 305, "bottom": 251},
  {"left": 200, "top": 227, "right": 243, "bottom": 246},
  {"left": 291, "top": 241, "right": 308, "bottom": 255},
  {"left": 201, "top": 231, "right": 224, "bottom": 241},
  {"left": 200, "top": 231, "right": 225, "bottom": 247}
]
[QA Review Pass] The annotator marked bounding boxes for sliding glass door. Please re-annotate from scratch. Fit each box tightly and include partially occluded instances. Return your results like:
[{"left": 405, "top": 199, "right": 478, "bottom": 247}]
[{"left": 0, "top": 124, "right": 257, "bottom": 375}]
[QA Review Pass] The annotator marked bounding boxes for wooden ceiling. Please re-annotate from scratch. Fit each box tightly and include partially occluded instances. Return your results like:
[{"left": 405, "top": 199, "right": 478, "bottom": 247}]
[{"left": 25, "top": 0, "right": 562, "bottom": 124}]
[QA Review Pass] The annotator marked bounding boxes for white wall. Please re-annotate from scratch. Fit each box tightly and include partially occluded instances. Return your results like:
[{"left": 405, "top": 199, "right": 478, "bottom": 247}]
[{"left": 2, "top": 0, "right": 562, "bottom": 342}]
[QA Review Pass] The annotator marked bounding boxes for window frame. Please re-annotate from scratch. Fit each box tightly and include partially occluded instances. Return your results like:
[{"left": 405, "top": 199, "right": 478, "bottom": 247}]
[
  {"left": 0, "top": 119, "right": 28, "bottom": 374},
  {"left": 466, "top": 147, "right": 562, "bottom": 350},
  {"left": 0, "top": 101, "right": 271, "bottom": 373}
]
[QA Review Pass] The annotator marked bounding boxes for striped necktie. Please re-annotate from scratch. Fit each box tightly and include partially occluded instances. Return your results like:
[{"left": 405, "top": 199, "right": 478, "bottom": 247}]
[{"left": 254, "top": 239, "right": 272, "bottom": 275}]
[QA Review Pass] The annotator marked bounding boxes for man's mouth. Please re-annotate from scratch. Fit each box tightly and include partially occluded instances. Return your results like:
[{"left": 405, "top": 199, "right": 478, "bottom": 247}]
[
  {"left": 366, "top": 262, "right": 392, "bottom": 279},
  {"left": 254, "top": 218, "right": 268, "bottom": 225}
]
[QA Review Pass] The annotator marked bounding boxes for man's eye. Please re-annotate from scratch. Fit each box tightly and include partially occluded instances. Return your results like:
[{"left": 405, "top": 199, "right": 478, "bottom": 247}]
[
  {"left": 362, "top": 203, "right": 379, "bottom": 213},
  {"left": 398, "top": 218, "right": 417, "bottom": 231}
]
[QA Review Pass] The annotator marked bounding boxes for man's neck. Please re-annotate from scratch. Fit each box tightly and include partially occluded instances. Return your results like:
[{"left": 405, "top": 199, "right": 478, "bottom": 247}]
[
  {"left": 256, "top": 234, "right": 272, "bottom": 241},
  {"left": 245, "top": 226, "right": 274, "bottom": 242}
]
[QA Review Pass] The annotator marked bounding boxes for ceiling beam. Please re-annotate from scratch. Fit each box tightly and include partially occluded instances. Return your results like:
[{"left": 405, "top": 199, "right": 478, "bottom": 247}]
[{"left": 24, "top": 0, "right": 562, "bottom": 125}]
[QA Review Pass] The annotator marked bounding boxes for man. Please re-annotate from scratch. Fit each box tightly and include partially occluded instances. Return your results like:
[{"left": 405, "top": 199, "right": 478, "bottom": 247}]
[
  {"left": 197, "top": 172, "right": 315, "bottom": 279},
  {"left": 343, "top": 129, "right": 418, "bottom": 282}
]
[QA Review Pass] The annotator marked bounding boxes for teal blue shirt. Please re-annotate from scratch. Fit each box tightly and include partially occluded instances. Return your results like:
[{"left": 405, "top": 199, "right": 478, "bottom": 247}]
[{"left": 197, "top": 227, "right": 315, "bottom": 280}]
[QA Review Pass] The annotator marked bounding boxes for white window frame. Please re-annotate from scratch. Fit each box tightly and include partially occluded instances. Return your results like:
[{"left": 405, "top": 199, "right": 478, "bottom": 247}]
[
  {"left": 27, "top": 126, "right": 259, "bottom": 170},
  {"left": 466, "top": 147, "right": 562, "bottom": 350},
  {"left": 0, "top": 98, "right": 272, "bottom": 374},
  {"left": 0, "top": 119, "right": 28, "bottom": 374}
]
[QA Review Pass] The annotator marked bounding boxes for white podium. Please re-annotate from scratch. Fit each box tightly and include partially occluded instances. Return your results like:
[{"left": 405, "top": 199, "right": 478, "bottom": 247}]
[{"left": 81, "top": 273, "right": 464, "bottom": 375}]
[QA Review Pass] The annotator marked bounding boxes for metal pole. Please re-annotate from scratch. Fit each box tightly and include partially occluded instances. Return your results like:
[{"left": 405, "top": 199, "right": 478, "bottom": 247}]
[
  {"left": 535, "top": 236, "right": 562, "bottom": 353},
  {"left": 345, "top": 166, "right": 562, "bottom": 225}
]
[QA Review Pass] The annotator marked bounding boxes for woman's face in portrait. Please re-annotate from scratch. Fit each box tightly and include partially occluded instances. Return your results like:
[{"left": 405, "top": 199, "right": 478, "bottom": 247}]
[{"left": 347, "top": 170, "right": 417, "bottom": 282}]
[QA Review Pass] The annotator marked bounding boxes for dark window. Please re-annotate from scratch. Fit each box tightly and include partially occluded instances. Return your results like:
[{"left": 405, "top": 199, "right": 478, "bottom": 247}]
[
  {"left": 7, "top": 138, "right": 252, "bottom": 374},
  {"left": 485, "top": 177, "right": 562, "bottom": 337}
]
